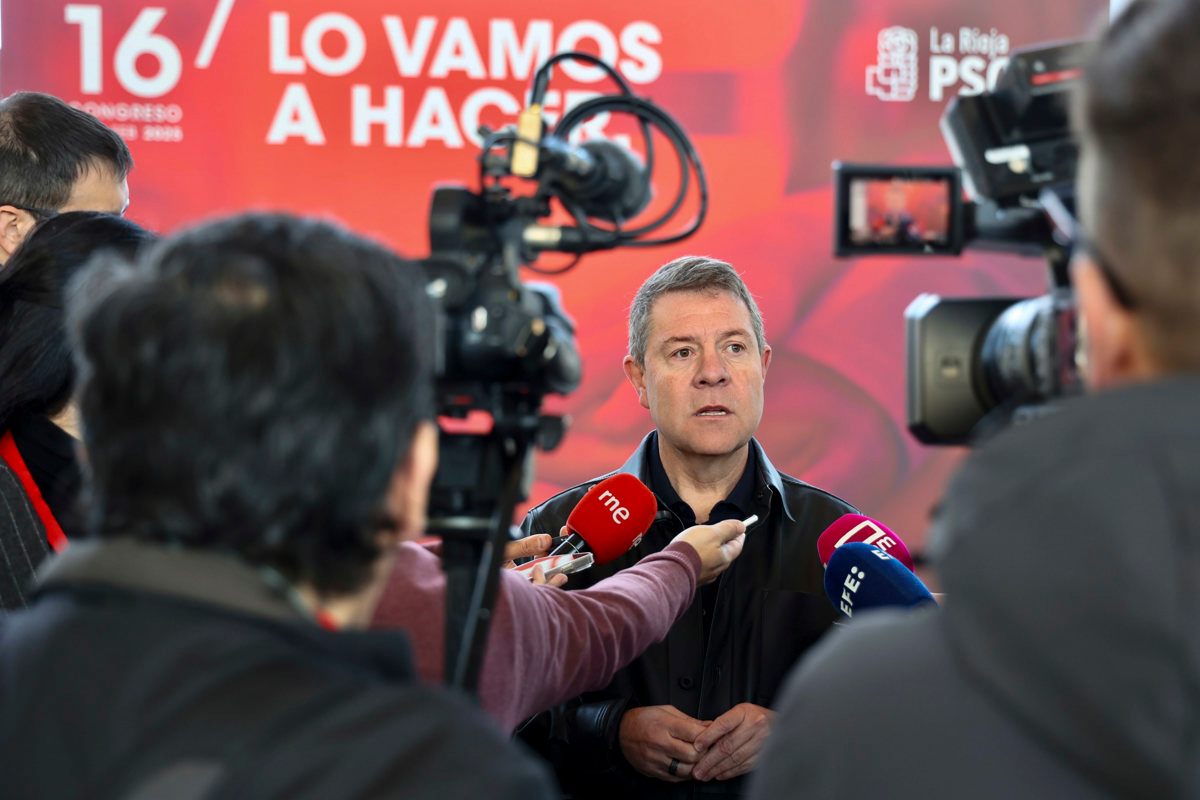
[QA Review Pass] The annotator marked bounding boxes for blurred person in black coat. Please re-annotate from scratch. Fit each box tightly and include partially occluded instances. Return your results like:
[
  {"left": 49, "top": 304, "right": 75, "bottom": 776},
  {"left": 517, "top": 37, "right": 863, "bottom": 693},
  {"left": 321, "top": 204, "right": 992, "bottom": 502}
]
[
  {"left": 0, "top": 213, "right": 555, "bottom": 799},
  {"left": 750, "top": 3, "right": 1200, "bottom": 797}
]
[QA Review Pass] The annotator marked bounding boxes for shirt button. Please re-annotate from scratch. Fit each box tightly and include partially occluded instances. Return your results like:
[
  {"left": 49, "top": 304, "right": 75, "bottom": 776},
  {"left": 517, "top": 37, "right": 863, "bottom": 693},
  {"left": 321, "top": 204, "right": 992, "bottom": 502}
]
[{"left": 678, "top": 676, "right": 695, "bottom": 690}]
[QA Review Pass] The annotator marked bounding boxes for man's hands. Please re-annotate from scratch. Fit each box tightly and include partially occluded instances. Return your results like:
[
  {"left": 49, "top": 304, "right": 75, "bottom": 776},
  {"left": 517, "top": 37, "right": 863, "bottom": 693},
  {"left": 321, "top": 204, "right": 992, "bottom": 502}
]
[
  {"left": 620, "top": 702, "right": 774, "bottom": 783},
  {"left": 690, "top": 702, "right": 774, "bottom": 782},
  {"left": 672, "top": 519, "right": 747, "bottom": 584},
  {"left": 619, "top": 705, "right": 709, "bottom": 783}
]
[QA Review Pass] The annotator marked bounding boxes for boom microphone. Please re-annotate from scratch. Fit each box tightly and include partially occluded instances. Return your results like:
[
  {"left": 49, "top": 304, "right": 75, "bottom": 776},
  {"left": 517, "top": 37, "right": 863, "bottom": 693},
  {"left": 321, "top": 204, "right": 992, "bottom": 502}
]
[
  {"left": 547, "top": 473, "right": 658, "bottom": 564},
  {"left": 824, "top": 542, "right": 936, "bottom": 618},
  {"left": 817, "top": 514, "right": 916, "bottom": 571},
  {"left": 538, "top": 136, "right": 652, "bottom": 224}
]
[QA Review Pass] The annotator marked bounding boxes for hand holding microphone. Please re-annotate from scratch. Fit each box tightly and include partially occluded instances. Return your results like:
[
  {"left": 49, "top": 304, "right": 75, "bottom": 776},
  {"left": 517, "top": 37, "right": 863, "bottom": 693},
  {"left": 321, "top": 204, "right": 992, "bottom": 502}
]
[
  {"left": 504, "top": 533, "right": 572, "bottom": 586},
  {"left": 518, "top": 473, "right": 658, "bottom": 583},
  {"left": 672, "top": 515, "right": 753, "bottom": 585},
  {"left": 504, "top": 534, "right": 572, "bottom": 586},
  {"left": 530, "top": 474, "right": 750, "bottom": 584},
  {"left": 548, "top": 473, "right": 659, "bottom": 562}
]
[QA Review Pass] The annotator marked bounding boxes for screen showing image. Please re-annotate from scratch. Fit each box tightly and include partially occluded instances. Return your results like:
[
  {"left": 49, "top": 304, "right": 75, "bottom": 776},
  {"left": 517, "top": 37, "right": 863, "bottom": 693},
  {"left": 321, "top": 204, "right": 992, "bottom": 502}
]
[{"left": 847, "top": 176, "right": 952, "bottom": 247}]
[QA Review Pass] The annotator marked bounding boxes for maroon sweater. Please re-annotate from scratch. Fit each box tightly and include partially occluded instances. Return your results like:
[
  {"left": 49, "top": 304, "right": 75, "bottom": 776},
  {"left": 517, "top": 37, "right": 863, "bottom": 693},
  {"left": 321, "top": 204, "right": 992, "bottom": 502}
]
[{"left": 371, "top": 540, "right": 702, "bottom": 731}]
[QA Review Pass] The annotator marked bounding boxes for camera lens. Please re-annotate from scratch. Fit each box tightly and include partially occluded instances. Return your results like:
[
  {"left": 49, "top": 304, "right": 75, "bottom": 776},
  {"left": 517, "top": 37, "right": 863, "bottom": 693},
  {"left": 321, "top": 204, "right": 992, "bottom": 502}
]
[{"left": 980, "top": 291, "right": 1078, "bottom": 409}]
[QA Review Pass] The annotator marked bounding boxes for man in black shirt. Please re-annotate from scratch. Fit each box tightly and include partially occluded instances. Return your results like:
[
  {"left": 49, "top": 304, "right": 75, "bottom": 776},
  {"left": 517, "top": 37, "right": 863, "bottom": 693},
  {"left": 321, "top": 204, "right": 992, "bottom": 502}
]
[
  {"left": 647, "top": 434, "right": 758, "bottom": 660},
  {"left": 522, "top": 256, "right": 856, "bottom": 799}
]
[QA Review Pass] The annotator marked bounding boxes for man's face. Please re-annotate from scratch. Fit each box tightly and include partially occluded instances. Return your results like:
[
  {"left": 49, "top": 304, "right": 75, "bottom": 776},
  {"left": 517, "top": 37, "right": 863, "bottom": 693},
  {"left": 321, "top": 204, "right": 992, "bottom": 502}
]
[
  {"left": 624, "top": 289, "right": 771, "bottom": 461},
  {"left": 61, "top": 164, "right": 129, "bottom": 215}
]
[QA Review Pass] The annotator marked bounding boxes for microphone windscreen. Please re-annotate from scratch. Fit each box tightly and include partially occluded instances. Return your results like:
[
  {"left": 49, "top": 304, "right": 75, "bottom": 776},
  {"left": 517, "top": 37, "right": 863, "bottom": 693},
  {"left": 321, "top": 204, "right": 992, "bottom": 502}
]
[
  {"left": 817, "top": 514, "right": 916, "bottom": 571},
  {"left": 824, "top": 542, "right": 935, "bottom": 618},
  {"left": 565, "top": 473, "right": 658, "bottom": 564}
]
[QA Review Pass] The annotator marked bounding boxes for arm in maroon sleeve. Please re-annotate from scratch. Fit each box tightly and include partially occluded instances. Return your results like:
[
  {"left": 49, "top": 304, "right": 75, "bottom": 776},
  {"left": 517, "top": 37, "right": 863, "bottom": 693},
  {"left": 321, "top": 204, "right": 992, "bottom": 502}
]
[{"left": 371, "top": 540, "right": 701, "bottom": 731}]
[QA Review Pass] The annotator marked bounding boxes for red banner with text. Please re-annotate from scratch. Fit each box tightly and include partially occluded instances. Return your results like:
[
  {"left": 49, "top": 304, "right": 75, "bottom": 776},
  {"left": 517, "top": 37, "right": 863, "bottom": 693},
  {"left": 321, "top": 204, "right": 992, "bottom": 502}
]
[{"left": 0, "top": 0, "right": 1104, "bottom": 548}]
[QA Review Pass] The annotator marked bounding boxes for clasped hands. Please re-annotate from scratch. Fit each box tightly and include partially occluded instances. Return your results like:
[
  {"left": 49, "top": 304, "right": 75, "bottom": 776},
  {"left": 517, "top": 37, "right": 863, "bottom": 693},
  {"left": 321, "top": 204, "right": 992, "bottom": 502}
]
[{"left": 618, "top": 702, "right": 774, "bottom": 783}]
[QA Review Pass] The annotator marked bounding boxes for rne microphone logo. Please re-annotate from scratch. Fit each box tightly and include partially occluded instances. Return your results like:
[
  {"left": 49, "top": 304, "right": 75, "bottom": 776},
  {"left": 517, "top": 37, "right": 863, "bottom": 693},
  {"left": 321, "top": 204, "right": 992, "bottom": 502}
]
[
  {"left": 598, "top": 489, "right": 631, "bottom": 525},
  {"left": 866, "top": 26, "right": 919, "bottom": 102}
]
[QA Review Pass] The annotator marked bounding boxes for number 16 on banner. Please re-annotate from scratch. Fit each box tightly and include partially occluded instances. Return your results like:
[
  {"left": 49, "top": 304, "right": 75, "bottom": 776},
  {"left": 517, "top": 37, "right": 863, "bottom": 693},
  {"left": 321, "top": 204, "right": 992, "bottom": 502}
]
[{"left": 64, "top": 0, "right": 235, "bottom": 98}]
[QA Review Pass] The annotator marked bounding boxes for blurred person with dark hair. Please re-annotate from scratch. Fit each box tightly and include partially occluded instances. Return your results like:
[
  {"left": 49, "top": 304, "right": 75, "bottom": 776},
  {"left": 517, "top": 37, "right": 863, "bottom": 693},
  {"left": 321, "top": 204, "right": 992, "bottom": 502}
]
[
  {"left": 0, "top": 91, "right": 133, "bottom": 264},
  {"left": 0, "top": 211, "right": 152, "bottom": 611},
  {"left": 0, "top": 213, "right": 555, "bottom": 799},
  {"left": 750, "top": 3, "right": 1200, "bottom": 798},
  {"left": 0, "top": 211, "right": 749, "bottom": 798}
]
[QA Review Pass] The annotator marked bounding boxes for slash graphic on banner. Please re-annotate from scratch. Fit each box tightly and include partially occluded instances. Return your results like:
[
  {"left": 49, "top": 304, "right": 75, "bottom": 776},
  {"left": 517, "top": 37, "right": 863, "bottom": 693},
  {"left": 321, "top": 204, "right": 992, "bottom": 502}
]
[{"left": 196, "top": 0, "right": 237, "bottom": 69}]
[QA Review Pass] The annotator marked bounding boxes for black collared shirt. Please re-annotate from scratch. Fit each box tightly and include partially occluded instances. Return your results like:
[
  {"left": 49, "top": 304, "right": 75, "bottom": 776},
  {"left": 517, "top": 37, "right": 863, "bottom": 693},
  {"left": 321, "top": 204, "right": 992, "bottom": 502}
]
[
  {"left": 645, "top": 435, "right": 758, "bottom": 529},
  {"left": 645, "top": 434, "right": 757, "bottom": 651}
]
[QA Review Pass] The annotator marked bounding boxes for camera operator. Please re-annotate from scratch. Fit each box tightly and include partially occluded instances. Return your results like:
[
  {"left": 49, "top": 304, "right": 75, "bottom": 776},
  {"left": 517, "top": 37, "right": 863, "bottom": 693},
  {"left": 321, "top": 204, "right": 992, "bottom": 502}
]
[
  {"left": 748, "top": 2, "right": 1200, "bottom": 798},
  {"left": 0, "top": 214, "right": 557, "bottom": 799}
]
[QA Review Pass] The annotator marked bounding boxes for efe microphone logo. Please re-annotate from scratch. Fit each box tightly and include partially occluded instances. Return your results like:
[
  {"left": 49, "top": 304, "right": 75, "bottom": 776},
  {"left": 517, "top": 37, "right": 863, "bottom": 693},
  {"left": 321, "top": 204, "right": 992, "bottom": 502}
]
[
  {"left": 839, "top": 566, "right": 867, "bottom": 617},
  {"left": 840, "top": 549, "right": 894, "bottom": 616}
]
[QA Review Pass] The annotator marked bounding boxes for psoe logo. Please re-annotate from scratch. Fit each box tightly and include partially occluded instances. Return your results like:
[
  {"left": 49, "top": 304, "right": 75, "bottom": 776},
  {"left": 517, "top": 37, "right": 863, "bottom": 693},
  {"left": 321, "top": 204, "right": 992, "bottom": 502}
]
[{"left": 866, "top": 26, "right": 919, "bottom": 102}]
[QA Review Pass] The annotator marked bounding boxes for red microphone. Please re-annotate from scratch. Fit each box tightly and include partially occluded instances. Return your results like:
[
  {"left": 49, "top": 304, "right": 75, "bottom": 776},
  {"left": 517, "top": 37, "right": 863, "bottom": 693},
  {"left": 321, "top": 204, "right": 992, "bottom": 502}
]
[
  {"left": 547, "top": 473, "right": 658, "bottom": 564},
  {"left": 817, "top": 514, "right": 916, "bottom": 572}
]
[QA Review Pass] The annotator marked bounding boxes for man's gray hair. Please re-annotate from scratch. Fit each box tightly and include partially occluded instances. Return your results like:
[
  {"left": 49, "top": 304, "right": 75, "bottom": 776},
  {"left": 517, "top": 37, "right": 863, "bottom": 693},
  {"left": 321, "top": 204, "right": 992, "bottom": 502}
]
[{"left": 628, "top": 255, "right": 766, "bottom": 365}]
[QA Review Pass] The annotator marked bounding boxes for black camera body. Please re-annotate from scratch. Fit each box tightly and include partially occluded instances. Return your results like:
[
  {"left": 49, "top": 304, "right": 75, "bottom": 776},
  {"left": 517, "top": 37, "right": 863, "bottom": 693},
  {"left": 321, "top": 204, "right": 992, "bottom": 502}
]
[
  {"left": 941, "top": 42, "right": 1082, "bottom": 205},
  {"left": 425, "top": 186, "right": 581, "bottom": 396},
  {"left": 834, "top": 41, "right": 1089, "bottom": 445},
  {"left": 421, "top": 185, "right": 581, "bottom": 524}
]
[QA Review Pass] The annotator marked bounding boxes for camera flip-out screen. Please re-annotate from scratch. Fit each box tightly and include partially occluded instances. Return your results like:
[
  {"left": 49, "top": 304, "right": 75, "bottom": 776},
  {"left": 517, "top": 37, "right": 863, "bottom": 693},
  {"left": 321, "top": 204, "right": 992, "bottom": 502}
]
[{"left": 833, "top": 163, "right": 964, "bottom": 256}]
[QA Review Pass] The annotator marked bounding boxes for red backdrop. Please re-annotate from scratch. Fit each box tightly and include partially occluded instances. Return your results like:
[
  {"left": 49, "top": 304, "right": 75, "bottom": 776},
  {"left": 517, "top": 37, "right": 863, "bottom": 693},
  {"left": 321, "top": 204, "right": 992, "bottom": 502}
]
[{"left": 0, "top": 0, "right": 1104, "bottom": 549}]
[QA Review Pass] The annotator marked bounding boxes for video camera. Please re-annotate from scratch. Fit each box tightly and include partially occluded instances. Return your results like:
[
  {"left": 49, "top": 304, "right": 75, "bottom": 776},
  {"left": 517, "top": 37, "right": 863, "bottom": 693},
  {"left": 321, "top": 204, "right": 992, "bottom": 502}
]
[
  {"left": 419, "top": 52, "right": 707, "bottom": 692},
  {"left": 833, "top": 41, "right": 1088, "bottom": 445}
]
